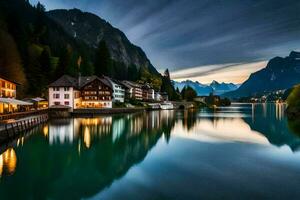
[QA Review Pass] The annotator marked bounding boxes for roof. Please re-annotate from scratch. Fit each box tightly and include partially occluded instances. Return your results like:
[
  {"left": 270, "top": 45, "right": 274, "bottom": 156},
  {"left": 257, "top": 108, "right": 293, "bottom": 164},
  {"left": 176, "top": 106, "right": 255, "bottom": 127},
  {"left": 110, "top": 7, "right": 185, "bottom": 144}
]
[
  {"left": 48, "top": 75, "right": 77, "bottom": 87},
  {"left": 0, "top": 98, "right": 33, "bottom": 105},
  {"left": 122, "top": 81, "right": 142, "bottom": 89},
  {"left": 0, "top": 75, "right": 21, "bottom": 85},
  {"left": 23, "top": 97, "right": 46, "bottom": 102},
  {"left": 79, "top": 76, "right": 112, "bottom": 90}
]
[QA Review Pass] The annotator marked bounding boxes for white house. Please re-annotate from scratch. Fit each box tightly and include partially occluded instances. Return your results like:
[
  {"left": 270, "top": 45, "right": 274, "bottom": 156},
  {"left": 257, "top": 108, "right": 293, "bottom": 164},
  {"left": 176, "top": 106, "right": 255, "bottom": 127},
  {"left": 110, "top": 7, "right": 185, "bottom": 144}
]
[
  {"left": 103, "top": 76, "right": 125, "bottom": 103},
  {"left": 48, "top": 75, "right": 81, "bottom": 109},
  {"left": 48, "top": 75, "right": 113, "bottom": 109}
]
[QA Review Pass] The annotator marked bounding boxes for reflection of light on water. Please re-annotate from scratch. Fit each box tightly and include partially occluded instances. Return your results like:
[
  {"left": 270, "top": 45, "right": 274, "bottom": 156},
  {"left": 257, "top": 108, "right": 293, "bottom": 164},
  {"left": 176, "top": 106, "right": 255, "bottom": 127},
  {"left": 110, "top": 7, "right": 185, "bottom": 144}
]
[
  {"left": 84, "top": 127, "right": 91, "bottom": 148},
  {"left": 112, "top": 119, "right": 125, "bottom": 142},
  {"left": 0, "top": 148, "right": 17, "bottom": 177},
  {"left": 172, "top": 118, "right": 269, "bottom": 145},
  {"left": 43, "top": 125, "right": 49, "bottom": 137},
  {"left": 275, "top": 103, "right": 286, "bottom": 121}
]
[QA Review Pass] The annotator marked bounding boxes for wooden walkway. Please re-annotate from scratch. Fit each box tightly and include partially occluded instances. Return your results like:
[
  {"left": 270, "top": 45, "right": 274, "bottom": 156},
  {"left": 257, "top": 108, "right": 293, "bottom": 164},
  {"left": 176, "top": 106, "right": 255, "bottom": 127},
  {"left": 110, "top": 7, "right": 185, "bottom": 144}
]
[{"left": 0, "top": 114, "right": 48, "bottom": 143}]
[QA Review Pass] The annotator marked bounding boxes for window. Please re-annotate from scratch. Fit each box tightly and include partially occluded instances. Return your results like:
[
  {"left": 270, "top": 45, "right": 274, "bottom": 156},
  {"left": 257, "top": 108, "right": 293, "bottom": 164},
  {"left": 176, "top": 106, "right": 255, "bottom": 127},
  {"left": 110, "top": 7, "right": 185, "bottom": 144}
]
[
  {"left": 64, "top": 101, "right": 70, "bottom": 105},
  {"left": 64, "top": 87, "right": 69, "bottom": 91},
  {"left": 53, "top": 87, "right": 60, "bottom": 91},
  {"left": 64, "top": 94, "right": 70, "bottom": 99},
  {"left": 54, "top": 102, "right": 60, "bottom": 105},
  {"left": 53, "top": 94, "right": 60, "bottom": 99}
]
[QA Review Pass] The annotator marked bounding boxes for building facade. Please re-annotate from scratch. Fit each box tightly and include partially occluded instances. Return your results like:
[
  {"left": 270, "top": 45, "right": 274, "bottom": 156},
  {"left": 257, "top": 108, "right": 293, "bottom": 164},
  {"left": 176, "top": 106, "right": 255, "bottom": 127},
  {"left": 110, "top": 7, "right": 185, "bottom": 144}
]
[
  {"left": 48, "top": 75, "right": 113, "bottom": 109},
  {"left": 0, "top": 76, "right": 17, "bottom": 98},
  {"left": 103, "top": 76, "right": 125, "bottom": 103},
  {"left": 142, "top": 84, "right": 155, "bottom": 101},
  {"left": 80, "top": 77, "right": 112, "bottom": 108},
  {"left": 122, "top": 81, "right": 143, "bottom": 101}
]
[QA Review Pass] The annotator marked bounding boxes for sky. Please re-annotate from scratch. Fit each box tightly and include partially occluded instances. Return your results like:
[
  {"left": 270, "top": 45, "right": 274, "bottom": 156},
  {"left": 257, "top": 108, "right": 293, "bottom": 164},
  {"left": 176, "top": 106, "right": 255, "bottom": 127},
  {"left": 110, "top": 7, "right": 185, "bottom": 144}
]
[{"left": 29, "top": 0, "right": 300, "bottom": 84}]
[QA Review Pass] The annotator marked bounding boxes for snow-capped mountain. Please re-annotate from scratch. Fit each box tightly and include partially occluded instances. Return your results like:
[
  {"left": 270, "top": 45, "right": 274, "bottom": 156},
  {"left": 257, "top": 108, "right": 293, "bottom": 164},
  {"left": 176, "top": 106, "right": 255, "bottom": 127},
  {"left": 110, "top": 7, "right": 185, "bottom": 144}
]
[{"left": 173, "top": 80, "right": 239, "bottom": 96}]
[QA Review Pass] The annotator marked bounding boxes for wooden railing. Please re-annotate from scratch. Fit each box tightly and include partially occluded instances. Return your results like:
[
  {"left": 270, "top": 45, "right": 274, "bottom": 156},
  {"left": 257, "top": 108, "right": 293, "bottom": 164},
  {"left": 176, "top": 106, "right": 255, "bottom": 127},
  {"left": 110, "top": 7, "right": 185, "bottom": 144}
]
[
  {"left": 0, "top": 109, "right": 48, "bottom": 121},
  {"left": 0, "top": 114, "right": 48, "bottom": 143}
]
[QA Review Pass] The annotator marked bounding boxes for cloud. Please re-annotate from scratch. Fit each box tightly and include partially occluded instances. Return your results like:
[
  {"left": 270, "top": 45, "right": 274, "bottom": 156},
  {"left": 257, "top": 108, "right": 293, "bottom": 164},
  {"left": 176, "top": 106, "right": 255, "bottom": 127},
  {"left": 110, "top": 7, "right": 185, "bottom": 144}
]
[
  {"left": 171, "top": 61, "right": 268, "bottom": 84},
  {"left": 30, "top": 0, "right": 300, "bottom": 83}
]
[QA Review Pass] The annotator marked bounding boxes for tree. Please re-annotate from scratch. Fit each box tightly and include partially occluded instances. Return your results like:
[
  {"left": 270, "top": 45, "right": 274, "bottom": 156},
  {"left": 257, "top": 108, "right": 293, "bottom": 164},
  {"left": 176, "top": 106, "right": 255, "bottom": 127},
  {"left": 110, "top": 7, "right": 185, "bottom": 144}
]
[
  {"left": 0, "top": 29, "right": 27, "bottom": 97},
  {"left": 39, "top": 47, "right": 52, "bottom": 84},
  {"left": 54, "top": 45, "right": 73, "bottom": 79},
  {"left": 94, "top": 40, "right": 111, "bottom": 77},
  {"left": 287, "top": 85, "right": 300, "bottom": 107},
  {"left": 181, "top": 86, "right": 197, "bottom": 101},
  {"left": 164, "top": 69, "right": 170, "bottom": 80}
]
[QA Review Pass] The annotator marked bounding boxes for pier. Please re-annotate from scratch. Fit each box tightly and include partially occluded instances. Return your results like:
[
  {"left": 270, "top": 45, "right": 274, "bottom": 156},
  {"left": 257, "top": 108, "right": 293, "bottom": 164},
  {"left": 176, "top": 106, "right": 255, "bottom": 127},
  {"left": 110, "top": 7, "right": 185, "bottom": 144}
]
[{"left": 0, "top": 114, "right": 48, "bottom": 143}]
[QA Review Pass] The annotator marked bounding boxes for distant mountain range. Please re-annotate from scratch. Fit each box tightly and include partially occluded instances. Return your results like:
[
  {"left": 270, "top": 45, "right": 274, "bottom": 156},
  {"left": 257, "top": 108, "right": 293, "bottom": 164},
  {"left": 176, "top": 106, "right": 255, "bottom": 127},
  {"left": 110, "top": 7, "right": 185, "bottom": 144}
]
[
  {"left": 224, "top": 51, "right": 300, "bottom": 98},
  {"left": 173, "top": 80, "right": 240, "bottom": 96}
]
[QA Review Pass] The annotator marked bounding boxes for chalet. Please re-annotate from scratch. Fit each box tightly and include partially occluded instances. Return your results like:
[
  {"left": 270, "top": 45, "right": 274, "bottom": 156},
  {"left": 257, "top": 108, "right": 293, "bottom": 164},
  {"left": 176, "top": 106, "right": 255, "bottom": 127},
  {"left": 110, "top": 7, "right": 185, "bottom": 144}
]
[
  {"left": 103, "top": 76, "right": 125, "bottom": 103},
  {"left": 0, "top": 76, "right": 32, "bottom": 114},
  {"left": 48, "top": 75, "right": 113, "bottom": 109},
  {"left": 121, "top": 81, "right": 143, "bottom": 101},
  {"left": 79, "top": 76, "right": 112, "bottom": 108}
]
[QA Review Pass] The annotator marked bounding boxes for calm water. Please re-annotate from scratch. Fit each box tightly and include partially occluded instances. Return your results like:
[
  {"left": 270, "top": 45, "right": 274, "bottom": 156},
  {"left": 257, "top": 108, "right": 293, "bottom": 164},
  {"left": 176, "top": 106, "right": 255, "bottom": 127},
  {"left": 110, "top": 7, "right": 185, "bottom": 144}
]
[{"left": 1, "top": 103, "right": 300, "bottom": 200}]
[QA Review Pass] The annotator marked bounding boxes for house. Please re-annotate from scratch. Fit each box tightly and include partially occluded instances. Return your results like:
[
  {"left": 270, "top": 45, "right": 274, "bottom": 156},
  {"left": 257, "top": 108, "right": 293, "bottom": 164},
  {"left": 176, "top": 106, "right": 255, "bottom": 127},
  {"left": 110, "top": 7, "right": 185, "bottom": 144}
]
[
  {"left": 0, "top": 76, "right": 17, "bottom": 98},
  {"left": 79, "top": 76, "right": 113, "bottom": 108},
  {"left": 23, "top": 97, "right": 48, "bottom": 110},
  {"left": 48, "top": 75, "right": 81, "bottom": 109},
  {"left": 48, "top": 75, "right": 113, "bottom": 109},
  {"left": 0, "top": 76, "right": 32, "bottom": 114},
  {"left": 142, "top": 84, "right": 155, "bottom": 101},
  {"left": 103, "top": 76, "right": 125, "bottom": 103},
  {"left": 121, "top": 81, "right": 143, "bottom": 101}
]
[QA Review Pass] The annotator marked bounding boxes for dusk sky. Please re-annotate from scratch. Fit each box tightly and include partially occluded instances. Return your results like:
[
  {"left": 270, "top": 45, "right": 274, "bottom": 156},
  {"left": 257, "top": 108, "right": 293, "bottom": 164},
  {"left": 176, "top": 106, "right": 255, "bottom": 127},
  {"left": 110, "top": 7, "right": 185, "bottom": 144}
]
[{"left": 30, "top": 0, "right": 300, "bottom": 83}]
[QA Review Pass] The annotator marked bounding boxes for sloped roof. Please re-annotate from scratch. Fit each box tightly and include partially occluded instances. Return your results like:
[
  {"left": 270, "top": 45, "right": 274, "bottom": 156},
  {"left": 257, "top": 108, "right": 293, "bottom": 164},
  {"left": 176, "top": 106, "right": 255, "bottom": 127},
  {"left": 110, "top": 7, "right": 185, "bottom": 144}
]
[
  {"left": 48, "top": 75, "right": 78, "bottom": 87},
  {"left": 0, "top": 75, "right": 21, "bottom": 85}
]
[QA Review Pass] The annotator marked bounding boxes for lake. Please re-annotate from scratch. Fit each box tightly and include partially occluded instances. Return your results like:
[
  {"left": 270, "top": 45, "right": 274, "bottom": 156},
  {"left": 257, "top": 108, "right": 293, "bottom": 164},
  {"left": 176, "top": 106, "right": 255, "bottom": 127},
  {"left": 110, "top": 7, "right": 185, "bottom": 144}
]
[{"left": 1, "top": 103, "right": 300, "bottom": 200}]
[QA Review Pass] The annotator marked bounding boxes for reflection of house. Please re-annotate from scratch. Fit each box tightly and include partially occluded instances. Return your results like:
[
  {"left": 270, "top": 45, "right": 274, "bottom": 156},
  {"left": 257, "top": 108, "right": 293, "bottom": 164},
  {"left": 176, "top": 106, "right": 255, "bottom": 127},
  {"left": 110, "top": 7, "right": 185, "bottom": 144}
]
[
  {"left": 122, "top": 81, "right": 143, "bottom": 100},
  {"left": 103, "top": 76, "right": 125, "bottom": 103},
  {"left": 48, "top": 75, "right": 113, "bottom": 109}
]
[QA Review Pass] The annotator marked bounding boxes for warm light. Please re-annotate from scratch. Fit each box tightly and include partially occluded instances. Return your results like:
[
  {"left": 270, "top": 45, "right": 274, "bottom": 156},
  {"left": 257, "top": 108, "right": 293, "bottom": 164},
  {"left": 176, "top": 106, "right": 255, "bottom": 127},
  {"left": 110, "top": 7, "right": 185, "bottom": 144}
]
[
  {"left": 43, "top": 125, "right": 49, "bottom": 137},
  {"left": 84, "top": 127, "right": 91, "bottom": 148},
  {"left": 0, "top": 148, "right": 17, "bottom": 176}
]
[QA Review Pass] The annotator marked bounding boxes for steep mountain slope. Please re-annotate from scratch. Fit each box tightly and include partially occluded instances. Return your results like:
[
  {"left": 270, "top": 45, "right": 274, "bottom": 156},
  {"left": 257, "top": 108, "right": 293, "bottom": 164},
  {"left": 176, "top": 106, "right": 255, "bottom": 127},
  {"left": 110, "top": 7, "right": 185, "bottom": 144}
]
[
  {"left": 173, "top": 80, "right": 239, "bottom": 96},
  {"left": 47, "top": 9, "right": 159, "bottom": 74},
  {"left": 0, "top": 0, "right": 172, "bottom": 97},
  {"left": 225, "top": 51, "right": 300, "bottom": 98}
]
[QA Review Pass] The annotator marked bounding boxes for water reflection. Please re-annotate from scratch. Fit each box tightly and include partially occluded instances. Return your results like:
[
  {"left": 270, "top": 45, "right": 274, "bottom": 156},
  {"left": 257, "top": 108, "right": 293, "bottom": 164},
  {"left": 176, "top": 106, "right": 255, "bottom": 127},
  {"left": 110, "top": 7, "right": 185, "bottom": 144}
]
[
  {"left": 0, "top": 104, "right": 299, "bottom": 199},
  {"left": 0, "top": 111, "right": 176, "bottom": 199},
  {"left": 0, "top": 148, "right": 17, "bottom": 177}
]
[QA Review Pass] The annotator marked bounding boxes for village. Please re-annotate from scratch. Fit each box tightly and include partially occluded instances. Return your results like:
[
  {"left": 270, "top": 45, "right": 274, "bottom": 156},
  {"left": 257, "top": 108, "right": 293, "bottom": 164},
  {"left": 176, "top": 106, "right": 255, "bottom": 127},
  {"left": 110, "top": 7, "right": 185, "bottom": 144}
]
[{"left": 0, "top": 74, "right": 188, "bottom": 117}]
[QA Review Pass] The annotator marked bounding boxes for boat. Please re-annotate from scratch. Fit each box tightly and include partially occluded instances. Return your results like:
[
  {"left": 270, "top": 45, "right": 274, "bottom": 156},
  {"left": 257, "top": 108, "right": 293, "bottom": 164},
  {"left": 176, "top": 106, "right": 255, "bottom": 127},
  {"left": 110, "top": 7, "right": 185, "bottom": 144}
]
[{"left": 160, "top": 102, "right": 174, "bottom": 110}]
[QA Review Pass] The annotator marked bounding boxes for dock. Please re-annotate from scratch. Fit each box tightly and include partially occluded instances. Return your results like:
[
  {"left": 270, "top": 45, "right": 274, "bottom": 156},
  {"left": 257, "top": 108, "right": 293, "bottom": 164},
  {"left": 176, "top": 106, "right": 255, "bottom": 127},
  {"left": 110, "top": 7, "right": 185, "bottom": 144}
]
[{"left": 0, "top": 114, "right": 48, "bottom": 143}]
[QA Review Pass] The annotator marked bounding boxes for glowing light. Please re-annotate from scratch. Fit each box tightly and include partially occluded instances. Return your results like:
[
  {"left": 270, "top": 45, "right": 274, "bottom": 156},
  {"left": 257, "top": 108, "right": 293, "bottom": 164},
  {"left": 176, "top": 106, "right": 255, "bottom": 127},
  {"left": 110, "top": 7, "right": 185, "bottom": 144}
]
[
  {"left": 84, "top": 127, "right": 91, "bottom": 148},
  {"left": 0, "top": 148, "right": 17, "bottom": 176},
  {"left": 43, "top": 125, "right": 49, "bottom": 137}
]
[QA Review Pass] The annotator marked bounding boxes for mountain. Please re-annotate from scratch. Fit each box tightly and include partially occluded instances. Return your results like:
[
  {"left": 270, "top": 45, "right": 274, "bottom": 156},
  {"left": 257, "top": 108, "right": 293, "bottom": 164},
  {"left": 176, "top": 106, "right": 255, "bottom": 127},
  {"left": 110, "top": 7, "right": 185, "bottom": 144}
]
[
  {"left": 47, "top": 9, "right": 159, "bottom": 75},
  {"left": 0, "top": 0, "right": 175, "bottom": 97},
  {"left": 173, "top": 80, "right": 239, "bottom": 96},
  {"left": 224, "top": 51, "right": 300, "bottom": 98}
]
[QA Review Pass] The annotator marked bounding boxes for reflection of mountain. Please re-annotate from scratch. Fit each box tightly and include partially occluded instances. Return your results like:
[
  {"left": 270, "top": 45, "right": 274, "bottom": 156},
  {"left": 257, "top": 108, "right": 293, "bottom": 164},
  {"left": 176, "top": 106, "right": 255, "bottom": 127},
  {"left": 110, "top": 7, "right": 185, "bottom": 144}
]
[
  {"left": 243, "top": 104, "right": 300, "bottom": 151},
  {"left": 0, "top": 111, "right": 175, "bottom": 200}
]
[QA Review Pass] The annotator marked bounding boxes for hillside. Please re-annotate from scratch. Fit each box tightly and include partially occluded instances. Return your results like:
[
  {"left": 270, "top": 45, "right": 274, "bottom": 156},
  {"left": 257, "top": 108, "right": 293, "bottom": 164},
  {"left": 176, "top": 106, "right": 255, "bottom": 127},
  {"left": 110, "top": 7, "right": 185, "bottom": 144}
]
[
  {"left": 0, "top": 0, "right": 174, "bottom": 98},
  {"left": 47, "top": 9, "right": 159, "bottom": 75},
  {"left": 224, "top": 51, "right": 300, "bottom": 98}
]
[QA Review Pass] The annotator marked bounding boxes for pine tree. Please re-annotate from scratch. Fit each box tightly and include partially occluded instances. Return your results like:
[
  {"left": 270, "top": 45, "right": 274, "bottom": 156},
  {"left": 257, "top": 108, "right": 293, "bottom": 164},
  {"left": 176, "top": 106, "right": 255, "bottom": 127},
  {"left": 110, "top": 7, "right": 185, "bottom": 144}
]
[{"left": 94, "top": 40, "right": 111, "bottom": 77}]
